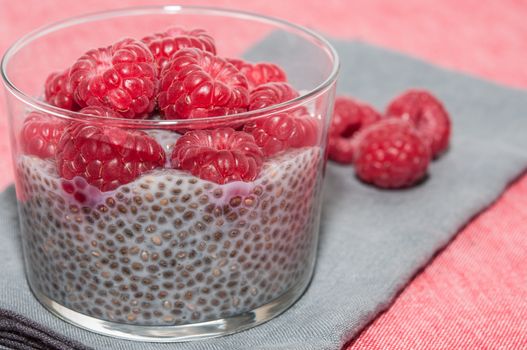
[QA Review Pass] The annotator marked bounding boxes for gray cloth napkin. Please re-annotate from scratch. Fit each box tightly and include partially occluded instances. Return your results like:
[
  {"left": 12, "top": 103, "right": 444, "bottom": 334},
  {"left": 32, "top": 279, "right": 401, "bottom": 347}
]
[
  {"left": 0, "top": 309, "right": 90, "bottom": 350},
  {"left": 2, "top": 38, "right": 527, "bottom": 350}
]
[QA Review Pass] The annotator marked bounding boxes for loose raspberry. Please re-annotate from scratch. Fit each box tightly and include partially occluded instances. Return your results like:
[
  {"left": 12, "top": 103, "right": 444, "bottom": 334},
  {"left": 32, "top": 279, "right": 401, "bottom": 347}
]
[
  {"left": 227, "top": 58, "right": 287, "bottom": 88},
  {"left": 386, "top": 89, "right": 451, "bottom": 158},
  {"left": 69, "top": 38, "right": 157, "bottom": 119},
  {"left": 243, "top": 114, "right": 318, "bottom": 156},
  {"left": 56, "top": 123, "right": 166, "bottom": 191},
  {"left": 353, "top": 119, "right": 431, "bottom": 189},
  {"left": 171, "top": 128, "right": 263, "bottom": 184},
  {"left": 44, "top": 70, "right": 77, "bottom": 110},
  {"left": 328, "top": 97, "right": 381, "bottom": 164},
  {"left": 20, "top": 112, "right": 67, "bottom": 159},
  {"left": 248, "top": 82, "right": 299, "bottom": 111},
  {"left": 142, "top": 27, "right": 216, "bottom": 71},
  {"left": 158, "top": 48, "right": 249, "bottom": 119}
]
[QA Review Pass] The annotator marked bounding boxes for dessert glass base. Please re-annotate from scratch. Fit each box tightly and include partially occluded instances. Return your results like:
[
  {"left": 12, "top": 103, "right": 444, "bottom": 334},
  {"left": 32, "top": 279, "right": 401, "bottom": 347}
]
[{"left": 29, "top": 270, "right": 313, "bottom": 341}]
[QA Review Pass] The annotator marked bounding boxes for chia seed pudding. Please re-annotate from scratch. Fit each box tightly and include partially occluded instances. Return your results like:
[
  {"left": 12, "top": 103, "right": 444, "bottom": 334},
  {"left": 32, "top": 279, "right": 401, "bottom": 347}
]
[
  {"left": 18, "top": 146, "right": 323, "bottom": 325},
  {"left": 3, "top": 9, "right": 340, "bottom": 339}
]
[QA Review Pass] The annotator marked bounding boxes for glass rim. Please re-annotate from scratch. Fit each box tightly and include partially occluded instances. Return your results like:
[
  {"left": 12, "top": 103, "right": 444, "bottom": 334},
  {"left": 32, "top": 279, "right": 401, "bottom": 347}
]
[{"left": 0, "top": 5, "right": 340, "bottom": 127}]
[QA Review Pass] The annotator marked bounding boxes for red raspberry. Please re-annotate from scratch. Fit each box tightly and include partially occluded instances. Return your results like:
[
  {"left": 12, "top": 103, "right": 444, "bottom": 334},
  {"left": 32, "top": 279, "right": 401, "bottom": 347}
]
[
  {"left": 244, "top": 83, "right": 314, "bottom": 156},
  {"left": 386, "top": 89, "right": 451, "bottom": 158},
  {"left": 243, "top": 114, "right": 318, "bottom": 156},
  {"left": 328, "top": 97, "right": 381, "bottom": 164},
  {"left": 227, "top": 58, "right": 287, "bottom": 88},
  {"left": 171, "top": 128, "right": 263, "bottom": 184},
  {"left": 158, "top": 48, "right": 249, "bottom": 119},
  {"left": 20, "top": 112, "right": 67, "bottom": 159},
  {"left": 44, "top": 70, "right": 77, "bottom": 110},
  {"left": 248, "top": 82, "right": 299, "bottom": 111},
  {"left": 353, "top": 119, "right": 431, "bottom": 189},
  {"left": 142, "top": 27, "right": 216, "bottom": 71},
  {"left": 79, "top": 106, "right": 122, "bottom": 118},
  {"left": 69, "top": 38, "right": 157, "bottom": 119},
  {"left": 56, "top": 123, "right": 166, "bottom": 191},
  {"left": 290, "top": 116, "right": 319, "bottom": 148},
  {"left": 78, "top": 105, "right": 122, "bottom": 118}
]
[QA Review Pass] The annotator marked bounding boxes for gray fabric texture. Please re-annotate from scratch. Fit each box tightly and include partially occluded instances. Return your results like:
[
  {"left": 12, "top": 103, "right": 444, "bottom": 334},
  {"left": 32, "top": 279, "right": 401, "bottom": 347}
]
[
  {"left": 1, "top": 38, "right": 527, "bottom": 350},
  {"left": 0, "top": 309, "right": 90, "bottom": 350}
]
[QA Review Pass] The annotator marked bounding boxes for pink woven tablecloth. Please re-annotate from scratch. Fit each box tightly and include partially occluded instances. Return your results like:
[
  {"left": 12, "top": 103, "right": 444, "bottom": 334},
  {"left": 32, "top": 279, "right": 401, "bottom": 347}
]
[{"left": 1, "top": 1, "right": 526, "bottom": 348}]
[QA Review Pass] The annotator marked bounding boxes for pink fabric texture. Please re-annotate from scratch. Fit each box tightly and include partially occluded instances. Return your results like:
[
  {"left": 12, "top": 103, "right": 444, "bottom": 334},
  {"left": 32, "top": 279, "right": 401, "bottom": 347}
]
[
  {"left": 347, "top": 176, "right": 527, "bottom": 348},
  {"left": 1, "top": 1, "right": 527, "bottom": 348}
]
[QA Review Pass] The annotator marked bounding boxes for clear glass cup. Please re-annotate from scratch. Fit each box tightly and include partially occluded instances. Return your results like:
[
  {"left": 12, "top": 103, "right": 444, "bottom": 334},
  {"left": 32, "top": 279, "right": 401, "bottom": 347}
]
[{"left": 1, "top": 6, "right": 339, "bottom": 342}]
